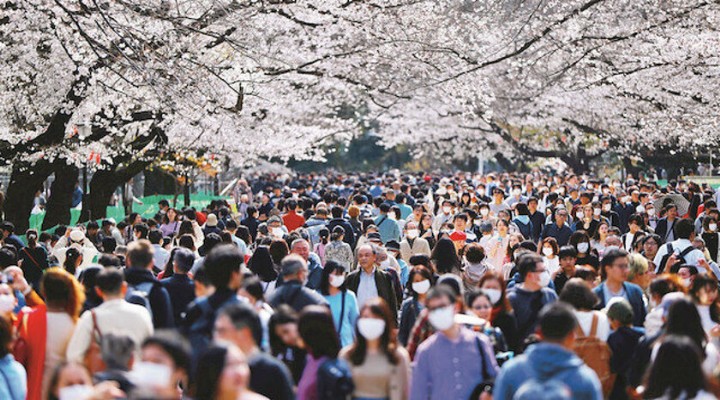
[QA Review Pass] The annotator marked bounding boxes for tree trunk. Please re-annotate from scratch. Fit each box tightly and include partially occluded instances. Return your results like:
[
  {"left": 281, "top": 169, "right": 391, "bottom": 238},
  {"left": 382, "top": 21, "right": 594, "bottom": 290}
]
[
  {"left": 4, "top": 160, "right": 53, "bottom": 233},
  {"left": 79, "top": 169, "right": 120, "bottom": 222},
  {"left": 42, "top": 161, "right": 79, "bottom": 230}
]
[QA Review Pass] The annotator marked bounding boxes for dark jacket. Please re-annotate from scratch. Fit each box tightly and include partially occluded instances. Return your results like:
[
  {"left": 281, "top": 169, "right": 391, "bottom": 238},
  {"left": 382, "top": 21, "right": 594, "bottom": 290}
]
[
  {"left": 346, "top": 268, "right": 398, "bottom": 325},
  {"left": 399, "top": 297, "right": 422, "bottom": 346},
  {"left": 267, "top": 280, "right": 328, "bottom": 312},
  {"left": 654, "top": 217, "right": 677, "bottom": 242},
  {"left": 161, "top": 274, "right": 196, "bottom": 323},
  {"left": 541, "top": 223, "right": 573, "bottom": 246},
  {"left": 124, "top": 268, "right": 175, "bottom": 328},
  {"left": 327, "top": 218, "right": 356, "bottom": 249},
  {"left": 593, "top": 282, "right": 646, "bottom": 327},
  {"left": 608, "top": 326, "right": 643, "bottom": 400},
  {"left": 249, "top": 352, "right": 295, "bottom": 400},
  {"left": 241, "top": 216, "right": 260, "bottom": 241},
  {"left": 529, "top": 211, "right": 545, "bottom": 242}
]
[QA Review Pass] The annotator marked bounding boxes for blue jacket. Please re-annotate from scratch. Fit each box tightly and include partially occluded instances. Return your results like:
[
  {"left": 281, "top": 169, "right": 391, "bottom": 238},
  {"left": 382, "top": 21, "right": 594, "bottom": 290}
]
[
  {"left": 593, "top": 281, "right": 646, "bottom": 327},
  {"left": 493, "top": 342, "right": 602, "bottom": 400},
  {"left": 374, "top": 214, "right": 401, "bottom": 244},
  {"left": 0, "top": 354, "right": 26, "bottom": 400}
]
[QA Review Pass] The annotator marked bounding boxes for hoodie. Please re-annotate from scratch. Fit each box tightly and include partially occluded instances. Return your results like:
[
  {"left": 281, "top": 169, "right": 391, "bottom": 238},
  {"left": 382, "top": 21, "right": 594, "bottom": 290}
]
[{"left": 493, "top": 342, "right": 602, "bottom": 400}]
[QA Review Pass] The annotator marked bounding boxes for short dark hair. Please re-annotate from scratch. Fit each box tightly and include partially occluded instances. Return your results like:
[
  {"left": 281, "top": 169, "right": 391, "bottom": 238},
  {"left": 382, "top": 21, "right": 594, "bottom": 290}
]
[
  {"left": 600, "top": 247, "right": 628, "bottom": 270},
  {"left": 203, "top": 244, "right": 242, "bottom": 288},
  {"left": 516, "top": 253, "right": 543, "bottom": 279},
  {"left": 558, "top": 245, "right": 578, "bottom": 260},
  {"left": 559, "top": 278, "right": 599, "bottom": 310},
  {"left": 158, "top": 199, "right": 170, "bottom": 207},
  {"left": 218, "top": 303, "right": 263, "bottom": 346},
  {"left": 142, "top": 330, "right": 191, "bottom": 373},
  {"left": 379, "top": 203, "right": 390, "bottom": 213},
  {"left": 675, "top": 218, "right": 695, "bottom": 239},
  {"left": 331, "top": 206, "right": 343, "bottom": 219},
  {"left": 101, "top": 237, "right": 117, "bottom": 253},
  {"left": 538, "top": 302, "right": 577, "bottom": 341},
  {"left": 86, "top": 221, "right": 99, "bottom": 230},
  {"left": 97, "top": 267, "right": 125, "bottom": 295},
  {"left": 133, "top": 223, "right": 149, "bottom": 239},
  {"left": 148, "top": 229, "right": 163, "bottom": 245}
]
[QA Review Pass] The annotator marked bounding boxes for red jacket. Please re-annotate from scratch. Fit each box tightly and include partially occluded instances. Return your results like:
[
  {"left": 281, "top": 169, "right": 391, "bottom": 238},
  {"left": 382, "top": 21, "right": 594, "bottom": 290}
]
[{"left": 282, "top": 211, "right": 306, "bottom": 232}]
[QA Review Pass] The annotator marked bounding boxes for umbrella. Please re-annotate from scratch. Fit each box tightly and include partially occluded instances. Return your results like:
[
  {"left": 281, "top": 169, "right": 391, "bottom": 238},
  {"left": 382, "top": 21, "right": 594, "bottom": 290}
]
[{"left": 654, "top": 194, "right": 690, "bottom": 216}]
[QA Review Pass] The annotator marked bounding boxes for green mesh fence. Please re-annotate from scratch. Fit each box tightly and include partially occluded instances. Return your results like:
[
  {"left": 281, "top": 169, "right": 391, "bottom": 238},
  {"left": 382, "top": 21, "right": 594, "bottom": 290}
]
[{"left": 29, "top": 194, "right": 232, "bottom": 234}]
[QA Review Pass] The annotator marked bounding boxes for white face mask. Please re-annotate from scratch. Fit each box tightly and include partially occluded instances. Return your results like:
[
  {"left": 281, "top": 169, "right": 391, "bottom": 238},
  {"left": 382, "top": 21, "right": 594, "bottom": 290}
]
[
  {"left": 710, "top": 224, "right": 718, "bottom": 232},
  {"left": 577, "top": 242, "right": 589, "bottom": 253},
  {"left": 412, "top": 279, "right": 431, "bottom": 294},
  {"left": 480, "top": 208, "right": 489, "bottom": 216},
  {"left": 682, "top": 278, "right": 692, "bottom": 288},
  {"left": 130, "top": 361, "right": 173, "bottom": 388},
  {"left": 538, "top": 271, "right": 551, "bottom": 287},
  {"left": 576, "top": 211, "right": 584, "bottom": 219},
  {"left": 443, "top": 206, "right": 452, "bottom": 214},
  {"left": 646, "top": 208, "right": 655, "bottom": 216},
  {"left": 602, "top": 203, "right": 611, "bottom": 212},
  {"left": 483, "top": 288, "right": 502, "bottom": 305},
  {"left": 406, "top": 229, "right": 419, "bottom": 239},
  {"left": 357, "top": 318, "right": 386, "bottom": 340},
  {"left": 428, "top": 305, "right": 455, "bottom": 331},
  {"left": 329, "top": 274, "right": 346, "bottom": 288},
  {"left": 59, "top": 385, "right": 93, "bottom": 400},
  {"left": 593, "top": 208, "right": 601, "bottom": 216},
  {"left": 513, "top": 189, "right": 521, "bottom": 196},
  {"left": 0, "top": 294, "right": 15, "bottom": 313},
  {"left": 636, "top": 205, "right": 646, "bottom": 213},
  {"left": 542, "top": 247, "right": 554, "bottom": 257},
  {"left": 271, "top": 227, "right": 284, "bottom": 237}
]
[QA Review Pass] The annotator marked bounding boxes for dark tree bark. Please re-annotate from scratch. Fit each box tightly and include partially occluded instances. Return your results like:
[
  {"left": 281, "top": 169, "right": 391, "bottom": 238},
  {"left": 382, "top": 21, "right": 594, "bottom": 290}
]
[
  {"left": 4, "top": 160, "right": 53, "bottom": 233},
  {"left": 42, "top": 161, "right": 79, "bottom": 230},
  {"left": 79, "top": 159, "right": 154, "bottom": 222}
]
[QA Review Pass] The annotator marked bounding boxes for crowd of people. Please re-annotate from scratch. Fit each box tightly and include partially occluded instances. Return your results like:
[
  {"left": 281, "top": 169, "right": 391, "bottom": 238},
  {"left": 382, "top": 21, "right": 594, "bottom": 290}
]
[{"left": 0, "top": 169, "right": 718, "bottom": 399}]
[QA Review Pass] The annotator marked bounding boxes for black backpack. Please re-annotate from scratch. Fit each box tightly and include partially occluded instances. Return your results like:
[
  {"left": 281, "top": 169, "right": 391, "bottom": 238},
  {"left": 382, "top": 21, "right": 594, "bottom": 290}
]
[
  {"left": 317, "top": 358, "right": 354, "bottom": 400},
  {"left": 656, "top": 243, "right": 696, "bottom": 274}
]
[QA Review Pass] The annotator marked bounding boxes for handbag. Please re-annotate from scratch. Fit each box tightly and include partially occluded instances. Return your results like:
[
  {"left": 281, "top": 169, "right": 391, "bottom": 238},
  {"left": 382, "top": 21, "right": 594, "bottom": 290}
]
[
  {"left": 84, "top": 310, "right": 106, "bottom": 374},
  {"left": 472, "top": 335, "right": 495, "bottom": 395}
]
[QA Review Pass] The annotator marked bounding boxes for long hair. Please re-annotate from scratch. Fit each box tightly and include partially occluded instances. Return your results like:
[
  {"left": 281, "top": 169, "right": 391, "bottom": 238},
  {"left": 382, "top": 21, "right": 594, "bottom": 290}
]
[
  {"left": 298, "top": 305, "right": 340, "bottom": 359},
  {"left": 689, "top": 274, "right": 720, "bottom": 324},
  {"left": 63, "top": 247, "right": 82, "bottom": 276},
  {"left": 664, "top": 298, "right": 708, "bottom": 356},
  {"left": 319, "top": 260, "right": 346, "bottom": 296},
  {"left": 194, "top": 344, "right": 228, "bottom": 400},
  {"left": 41, "top": 267, "right": 86, "bottom": 321},
  {"left": 643, "top": 335, "right": 707, "bottom": 399},
  {"left": 347, "top": 298, "right": 399, "bottom": 366},
  {"left": 430, "top": 237, "right": 461, "bottom": 274},
  {"left": 248, "top": 246, "right": 279, "bottom": 283},
  {"left": 268, "top": 239, "right": 290, "bottom": 266}
]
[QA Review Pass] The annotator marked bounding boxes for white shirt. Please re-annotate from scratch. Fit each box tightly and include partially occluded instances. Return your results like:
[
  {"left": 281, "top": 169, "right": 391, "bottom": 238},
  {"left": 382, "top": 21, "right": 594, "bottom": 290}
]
[
  {"left": 653, "top": 238, "right": 705, "bottom": 270},
  {"left": 573, "top": 310, "right": 610, "bottom": 342},
  {"left": 66, "top": 299, "right": 153, "bottom": 363},
  {"left": 357, "top": 267, "right": 379, "bottom": 307}
]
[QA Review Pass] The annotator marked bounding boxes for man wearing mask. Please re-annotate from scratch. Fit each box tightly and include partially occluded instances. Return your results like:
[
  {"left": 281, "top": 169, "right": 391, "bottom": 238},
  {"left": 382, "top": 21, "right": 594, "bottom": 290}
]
[
  {"left": 506, "top": 253, "right": 558, "bottom": 343},
  {"left": 410, "top": 286, "right": 499, "bottom": 400},
  {"left": 432, "top": 200, "right": 455, "bottom": 232},
  {"left": 400, "top": 221, "right": 431, "bottom": 261}
]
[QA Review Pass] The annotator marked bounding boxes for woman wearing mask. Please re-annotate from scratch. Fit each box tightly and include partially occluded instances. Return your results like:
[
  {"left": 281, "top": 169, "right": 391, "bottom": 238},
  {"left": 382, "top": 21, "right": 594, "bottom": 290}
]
[
  {"left": 461, "top": 243, "right": 491, "bottom": 290},
  {"left": 320, "top": 261, "right": 359, "bottom": 348},
  {"left": 195, "top": 343, "right": 267, "bottom": 400},
  {"left": 478, "top": 272, "right": 520, "bottom": 353},
  {"left": 341, "top": 298, "right": 411, "bottom": 400},
  {"left": 573, "top": 204, "right": 600, "bottom": 238},
  {"left": 701, "top": 216, "right": 719, "bottom": 262},
  {"left": 47, "top": 362, "right": 123, "bottom": 400},
  {"left": 140, "top": 331, "right": 191, "bottom": 399},
  {"left": 399, "top": 266, "right": 434, "bottom": 346},
  {"left": 19, "top": 229, "right": 48, "bottom": 290},
  {"left": 539, "top": 237, "right": 560, "bottom": 276},
  {"left": 569, "top": 230, "right": 599, "bottom": 270},
  {"left": 16, "top": 268, "right": 84, "bottom": 400},
  {"left": 465, "top": 290, "right": 508, "bottom": 355}
]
